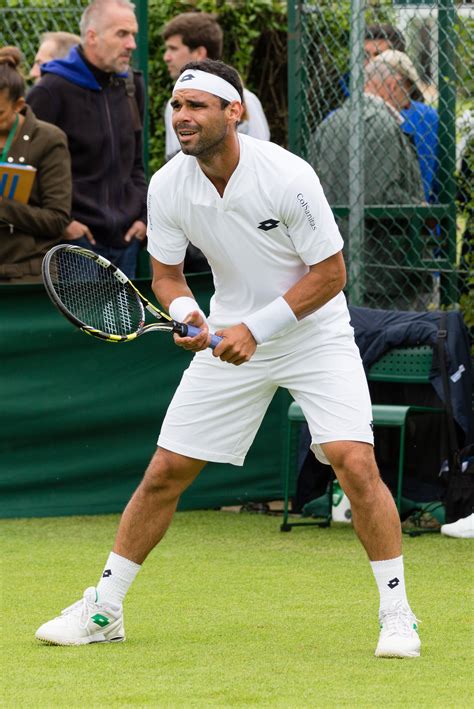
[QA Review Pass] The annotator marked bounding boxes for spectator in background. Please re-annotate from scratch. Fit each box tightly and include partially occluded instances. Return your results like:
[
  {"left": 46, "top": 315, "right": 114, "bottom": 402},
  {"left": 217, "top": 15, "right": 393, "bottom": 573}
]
[
  {"left": 340, "top": 24, "right": 439, "bottom": 202},
  {"left": 0, "top": 46, "right": 71, "bottom": 284},
  {"left": 364, "top": 23, "right": 406, "bottom": 62},
  {"left": 162, "top": 12, "right": 270, "bottom": 162},
  {"left": 339, "top": 23, "right": 407, "bottom": 101},
  {"left": 29, "top": 32, "right": 81, "bottom": 84},
  {"left": 372, "top": 49, "right": 438, "bottom": 202},
  {"left": 27, "top": 0, "right": 147, "bottom": 278},
  {"left": 309, "top": 57, "right": 425, "bottom": 310},
  {"left": 309, "top": 58, "right": 424, "bottom": 207},
  {"left": 161, "top": 11, "right": 270, "bottom": 273}
]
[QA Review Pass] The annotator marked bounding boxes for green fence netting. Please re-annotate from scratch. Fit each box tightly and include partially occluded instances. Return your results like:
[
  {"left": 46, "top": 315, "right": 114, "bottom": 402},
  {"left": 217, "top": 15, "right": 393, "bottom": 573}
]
[
  {"left": 288, "top": 0, "right": 472, "bottom": 313},
  {"left": 1, "top": 1, "right": 472, "bottom": 314},
  {"left": 1, "top": 2, "right": 85, "bottom": 61}
]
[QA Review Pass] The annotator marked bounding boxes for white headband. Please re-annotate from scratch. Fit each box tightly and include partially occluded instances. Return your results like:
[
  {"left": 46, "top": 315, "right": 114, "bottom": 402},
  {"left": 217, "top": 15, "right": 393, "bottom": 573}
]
[{"left": 173, "top": 69, "right": 241, "bottom": 104}]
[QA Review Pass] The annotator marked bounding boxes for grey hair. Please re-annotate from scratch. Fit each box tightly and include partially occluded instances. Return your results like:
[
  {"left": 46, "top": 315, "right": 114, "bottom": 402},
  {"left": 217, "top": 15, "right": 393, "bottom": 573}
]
[
  {"left": 79, "top": 0, "right": 136, "bottom": 41},
  {"left": 365, "top": 59, "right": 397, "bottom": 86},
  {"left": 40, "top": 31, "right": 81, "bottom": 57}
]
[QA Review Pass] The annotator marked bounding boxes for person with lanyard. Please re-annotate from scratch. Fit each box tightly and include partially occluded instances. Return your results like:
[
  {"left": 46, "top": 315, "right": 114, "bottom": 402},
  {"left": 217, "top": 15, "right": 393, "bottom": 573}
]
[
  {"left": 0, "top": 46, "right": 71, "bottom": 283},
  {"left": 35, "top": 59, "right": 421, "bottom": 660}
]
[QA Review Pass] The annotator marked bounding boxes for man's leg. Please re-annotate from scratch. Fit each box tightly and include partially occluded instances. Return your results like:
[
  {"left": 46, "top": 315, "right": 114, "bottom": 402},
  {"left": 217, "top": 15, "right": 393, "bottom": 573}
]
[
  {"left": 114, "top": 447, "right": 206, "bottom": 564},
  {"left": 321, "top": 440, "right": 420, "bottom": 658},
  {"left": 322, "top": 441, "right": 400, "bottom": 560},
  {"left": 35, "top": 448, "right": 205, "bottom": 645}
]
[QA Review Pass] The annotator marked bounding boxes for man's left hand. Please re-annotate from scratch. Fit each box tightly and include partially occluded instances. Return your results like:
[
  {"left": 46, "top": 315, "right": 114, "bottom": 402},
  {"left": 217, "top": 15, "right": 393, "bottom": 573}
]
[
  {"left": 124, "top": 220, "right": 147, "bottom": 243},
  {"left": 213, "top": 324, "right": 257, "bottom": 365}
]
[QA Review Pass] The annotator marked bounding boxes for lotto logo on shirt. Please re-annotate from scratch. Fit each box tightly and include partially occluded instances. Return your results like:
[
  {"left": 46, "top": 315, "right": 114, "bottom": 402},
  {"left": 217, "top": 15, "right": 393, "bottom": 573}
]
[{"left": 296, "top": 193, "right": 316, "bottom": 230}]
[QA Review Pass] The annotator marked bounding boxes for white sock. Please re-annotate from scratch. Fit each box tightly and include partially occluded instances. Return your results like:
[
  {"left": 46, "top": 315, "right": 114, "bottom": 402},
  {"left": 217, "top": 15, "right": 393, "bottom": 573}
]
[
  {"left": 370, "top": 555, "right": 409, "bottom": 611},
  {"left": 96, "top": 551, "right": 141, "bottom": 605}
]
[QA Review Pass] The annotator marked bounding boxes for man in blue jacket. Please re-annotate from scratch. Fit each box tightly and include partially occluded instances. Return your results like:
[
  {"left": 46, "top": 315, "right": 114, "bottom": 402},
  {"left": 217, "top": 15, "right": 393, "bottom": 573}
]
[{"left": 27, "top": 0, "right": 147, "bottom": 277}]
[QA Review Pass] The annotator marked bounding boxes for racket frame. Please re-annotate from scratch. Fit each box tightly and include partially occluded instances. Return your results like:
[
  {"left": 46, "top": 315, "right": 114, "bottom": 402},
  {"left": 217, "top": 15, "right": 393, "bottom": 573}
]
[{"left": 42, "top": 245, "right": 197, "bottom": 343}]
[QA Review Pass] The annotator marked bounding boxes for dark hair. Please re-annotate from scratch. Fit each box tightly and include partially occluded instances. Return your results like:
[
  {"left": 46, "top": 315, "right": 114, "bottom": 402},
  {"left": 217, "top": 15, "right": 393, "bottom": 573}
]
[
  {"left": 162, "top": 12, "right": 223, "bottom": 60},
  {"left": 179, "top": 59, "right": 244, "bottom": 105},
  {"left": 365, "top": 24, "right": 406, "bottom": 52},
  {"left": 0, "top": 46, "right": 25, "bottom": 101}
]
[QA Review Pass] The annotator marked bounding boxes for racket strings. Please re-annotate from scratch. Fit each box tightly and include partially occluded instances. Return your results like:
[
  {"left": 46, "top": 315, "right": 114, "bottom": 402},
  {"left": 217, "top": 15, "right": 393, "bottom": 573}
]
[{"left": 49, "top": 251, "right": 144, "bottom": 335}]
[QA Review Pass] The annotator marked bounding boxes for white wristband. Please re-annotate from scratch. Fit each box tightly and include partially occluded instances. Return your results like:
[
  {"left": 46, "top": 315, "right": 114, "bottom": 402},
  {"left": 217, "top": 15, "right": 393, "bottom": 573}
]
[
  {"left": 242, "top": 296, "right": 297, "bottom": 344},
  {"left": 169, "top": 296, "right": 206, "bottom": 323}
]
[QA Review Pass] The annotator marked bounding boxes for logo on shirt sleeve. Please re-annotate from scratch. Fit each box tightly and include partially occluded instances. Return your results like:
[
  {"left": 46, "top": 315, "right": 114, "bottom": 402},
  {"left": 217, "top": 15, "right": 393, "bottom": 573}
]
[{"left": 296, "top": 193, "right": 316, "bottom": 230}]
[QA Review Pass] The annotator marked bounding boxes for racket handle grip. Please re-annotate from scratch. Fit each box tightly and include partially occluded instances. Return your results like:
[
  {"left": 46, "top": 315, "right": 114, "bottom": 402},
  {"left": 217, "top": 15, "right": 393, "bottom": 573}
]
[{"left": 181, "top": 323, "right": 222, "bottom": 350}]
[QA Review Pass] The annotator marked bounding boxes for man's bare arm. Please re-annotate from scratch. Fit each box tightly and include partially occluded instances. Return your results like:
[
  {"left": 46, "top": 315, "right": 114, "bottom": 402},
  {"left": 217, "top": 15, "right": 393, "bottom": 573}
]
[
  {"left": 284, "top": 250, "right": 346, "bottom": 320},
  {"left": 150, "top": 256, "right": 193, "bottom": 311},
  {"left": 150, "top": 256, "right": 210, "bottom": 351},
  {"left": 216, "top": 251, "right": 347, "bottom": 366}
]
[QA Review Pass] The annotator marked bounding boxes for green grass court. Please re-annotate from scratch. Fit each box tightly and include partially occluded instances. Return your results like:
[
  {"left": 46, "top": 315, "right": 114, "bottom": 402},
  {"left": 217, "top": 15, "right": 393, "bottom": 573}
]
[{"left": 2, "top": 511, "right": 473, "bottom": 707}]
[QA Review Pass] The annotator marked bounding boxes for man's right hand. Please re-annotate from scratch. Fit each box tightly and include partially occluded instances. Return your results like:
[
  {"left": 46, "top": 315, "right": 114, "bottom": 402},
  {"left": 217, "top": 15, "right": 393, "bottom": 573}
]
[
  {"left": 63, "top": 220, "right": 96, "bottom": 245},
  {"left": 173, "top": 310, "right": 211, "bottom": 352}
]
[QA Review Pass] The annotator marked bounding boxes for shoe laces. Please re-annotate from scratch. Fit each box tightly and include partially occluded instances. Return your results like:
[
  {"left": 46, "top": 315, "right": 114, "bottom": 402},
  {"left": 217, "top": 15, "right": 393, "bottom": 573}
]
[
  {"left": 380, "top": 600, "right": 420, "bottom": 636},
  {"left": 60, "top": 588, "right": 99, "bottom": 630}
]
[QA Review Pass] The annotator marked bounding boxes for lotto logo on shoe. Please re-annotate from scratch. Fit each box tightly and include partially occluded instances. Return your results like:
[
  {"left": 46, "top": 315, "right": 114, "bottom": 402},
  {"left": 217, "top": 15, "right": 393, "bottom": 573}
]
[
  {"left": 102, "top": 569, "right": 112, "bottom": 578},
  {"left": 387, "top": 577, "right": 400, "bottom": 589},
  {"left": 91, "top": 614, "right": 110, "bottom": 628}
]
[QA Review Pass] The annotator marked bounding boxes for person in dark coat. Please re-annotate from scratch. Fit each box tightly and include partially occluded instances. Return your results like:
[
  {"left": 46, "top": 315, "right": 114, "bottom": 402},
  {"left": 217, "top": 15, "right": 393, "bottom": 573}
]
[
  {"left": 27, "top": 0, "right": 147, "bottom": 278},
  {"left": 0, "top": 46, "right": 71, "bottom": 284}
]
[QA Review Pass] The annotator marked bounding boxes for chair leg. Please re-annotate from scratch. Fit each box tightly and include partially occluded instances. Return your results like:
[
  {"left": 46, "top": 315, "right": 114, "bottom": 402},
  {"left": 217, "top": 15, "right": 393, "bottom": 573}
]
[
  {"left": 396, "top": 424, "right": 407, "bottom": 513},
  {"left": 280, "top": 420, "right": 293, "bottom": 532}
]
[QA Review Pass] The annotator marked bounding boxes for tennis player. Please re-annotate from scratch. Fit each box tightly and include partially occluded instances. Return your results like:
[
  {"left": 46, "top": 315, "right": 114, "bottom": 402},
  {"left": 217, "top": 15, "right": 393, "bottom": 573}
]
[{"left": 36, "top": 59, "right": 421, "bottom": 658}]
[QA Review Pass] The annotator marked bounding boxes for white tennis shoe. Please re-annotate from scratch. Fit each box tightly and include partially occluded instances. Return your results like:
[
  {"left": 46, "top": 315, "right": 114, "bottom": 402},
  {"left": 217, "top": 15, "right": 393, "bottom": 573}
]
[
  {"left": 441, "top": 513, "right": 474, "bottom": 539},
  {"left": 375, "top": 600, "right": 421, "bottom": 658},
  {"left": 35, "top": 587, "right": 125, "bottom": 645}
]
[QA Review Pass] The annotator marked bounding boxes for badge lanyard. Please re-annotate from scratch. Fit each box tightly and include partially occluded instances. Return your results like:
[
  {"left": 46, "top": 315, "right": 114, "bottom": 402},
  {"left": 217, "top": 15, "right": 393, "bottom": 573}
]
[{"left": 0, "top": 114, "right": 19, "bottom": 162}]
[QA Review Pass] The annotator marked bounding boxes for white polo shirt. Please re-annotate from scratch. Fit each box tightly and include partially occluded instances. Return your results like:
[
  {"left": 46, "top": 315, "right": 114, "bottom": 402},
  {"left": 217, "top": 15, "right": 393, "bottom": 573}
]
[{"left": 147, "top": 134, "right": 348, "bottom": 336}]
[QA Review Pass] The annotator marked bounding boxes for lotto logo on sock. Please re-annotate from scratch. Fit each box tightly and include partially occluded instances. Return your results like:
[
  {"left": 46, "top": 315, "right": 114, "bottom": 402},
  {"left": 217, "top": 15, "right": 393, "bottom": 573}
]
[
  {"left": 387, "top": 577, "right": 400, "bottom": 589},
  {"left": 102, "top": 569, "right": 112, "bottom": 578}
]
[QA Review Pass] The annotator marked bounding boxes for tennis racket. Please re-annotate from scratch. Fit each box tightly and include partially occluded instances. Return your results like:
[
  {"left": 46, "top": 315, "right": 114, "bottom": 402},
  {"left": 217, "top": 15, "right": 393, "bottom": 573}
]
[{"left": 42, "top": 244, "right": 221, "bottom": 348}]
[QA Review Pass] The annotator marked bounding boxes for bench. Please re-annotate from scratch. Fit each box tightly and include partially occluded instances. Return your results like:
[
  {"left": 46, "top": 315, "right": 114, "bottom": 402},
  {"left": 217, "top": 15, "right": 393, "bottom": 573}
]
[{"left": 280, "top": 346, "right": 445, "bottom": 531}]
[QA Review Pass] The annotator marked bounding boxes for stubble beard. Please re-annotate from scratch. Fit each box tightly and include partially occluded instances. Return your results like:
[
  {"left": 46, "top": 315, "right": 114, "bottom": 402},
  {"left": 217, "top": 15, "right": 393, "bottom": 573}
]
[{"left": 179, "top": 125, "right": 228, "bottom": 158}]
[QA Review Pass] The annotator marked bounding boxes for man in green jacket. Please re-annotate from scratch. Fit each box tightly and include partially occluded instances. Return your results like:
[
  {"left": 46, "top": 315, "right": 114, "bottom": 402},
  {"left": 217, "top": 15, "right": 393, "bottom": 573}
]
[{"left": 308, "top": 59, "right": 425, "bottom": 309}]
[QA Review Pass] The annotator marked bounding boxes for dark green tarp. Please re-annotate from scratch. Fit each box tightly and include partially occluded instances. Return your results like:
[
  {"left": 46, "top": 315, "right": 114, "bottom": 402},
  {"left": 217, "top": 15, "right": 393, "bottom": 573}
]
[{"left": 1, "top": 274, "right": 290, "bottom": 518}]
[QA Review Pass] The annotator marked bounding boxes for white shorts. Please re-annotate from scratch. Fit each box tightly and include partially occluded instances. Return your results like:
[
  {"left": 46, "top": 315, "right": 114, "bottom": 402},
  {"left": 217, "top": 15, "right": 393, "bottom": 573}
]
[{"left": 158, "top": 320, "right": 374, "bottom": 465}]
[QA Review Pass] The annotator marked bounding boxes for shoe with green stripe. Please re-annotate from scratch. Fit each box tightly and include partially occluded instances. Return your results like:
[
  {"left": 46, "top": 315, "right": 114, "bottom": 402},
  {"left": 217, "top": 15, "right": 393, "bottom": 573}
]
[
  {"left": 375, "top": 600, "right": 421, "bottom": 658},
  {"left": 35, "top": 587, "right": 125, "bottom": 645}
]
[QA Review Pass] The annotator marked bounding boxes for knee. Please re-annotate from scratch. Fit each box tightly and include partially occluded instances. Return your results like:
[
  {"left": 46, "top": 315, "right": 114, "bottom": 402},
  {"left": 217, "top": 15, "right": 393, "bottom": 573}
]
[
  {"left": 328, "top": 443, "right": 381, "bottom": 503},
  {"left": 139, "top": 450, "right": 185, "bottom": 500}
]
